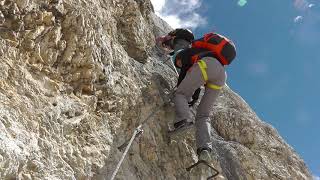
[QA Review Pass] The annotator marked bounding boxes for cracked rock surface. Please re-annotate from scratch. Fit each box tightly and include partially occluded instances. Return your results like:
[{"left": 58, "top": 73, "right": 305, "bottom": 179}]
[{"left": 0, "top": 0, "right": 312, "bottom": 179}]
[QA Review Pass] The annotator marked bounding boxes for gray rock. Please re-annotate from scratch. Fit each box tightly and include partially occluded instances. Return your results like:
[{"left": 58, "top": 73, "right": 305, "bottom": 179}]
[{"left": 0, "top": 0, "right": 312, "bottom": 180}]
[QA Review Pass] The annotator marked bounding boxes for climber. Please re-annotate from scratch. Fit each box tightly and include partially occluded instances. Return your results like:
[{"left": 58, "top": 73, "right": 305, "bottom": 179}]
[{"left": 164, "top": 30, "right": 237, "bottom": 162}]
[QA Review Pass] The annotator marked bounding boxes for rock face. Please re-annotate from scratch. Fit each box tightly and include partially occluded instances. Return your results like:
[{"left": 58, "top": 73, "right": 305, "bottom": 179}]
[{"left": 0, "top": 0, "right": 312, "bottom": 180}]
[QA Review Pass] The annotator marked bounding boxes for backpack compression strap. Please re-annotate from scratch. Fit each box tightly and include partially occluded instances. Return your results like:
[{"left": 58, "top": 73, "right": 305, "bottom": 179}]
[{"left": 193, "top": 33, "right": 230, "bottom": 65}]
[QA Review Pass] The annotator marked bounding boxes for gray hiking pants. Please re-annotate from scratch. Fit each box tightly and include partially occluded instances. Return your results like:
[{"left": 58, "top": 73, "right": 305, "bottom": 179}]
[{"left": 173, "top": 57, "right": 226, "bottom": 151}]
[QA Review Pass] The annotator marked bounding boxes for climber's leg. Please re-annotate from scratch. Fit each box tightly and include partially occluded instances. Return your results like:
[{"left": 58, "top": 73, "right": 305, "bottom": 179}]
[
  {"left": 173, "top": 63, "right": 206, "bottom": 129},
  {"left": 195, "top": 57, "right": 226, "bottom": 153}
]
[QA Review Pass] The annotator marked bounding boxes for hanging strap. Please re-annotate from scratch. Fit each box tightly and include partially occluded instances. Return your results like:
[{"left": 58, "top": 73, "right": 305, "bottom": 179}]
[{"left": 197, "top": 60, "right": 224, "bottom": 90}]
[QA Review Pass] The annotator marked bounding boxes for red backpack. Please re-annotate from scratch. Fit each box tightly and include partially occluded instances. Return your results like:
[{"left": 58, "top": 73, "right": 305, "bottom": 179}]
[{"left": 192, "top": 32, "right": 236, "bottom": 65}]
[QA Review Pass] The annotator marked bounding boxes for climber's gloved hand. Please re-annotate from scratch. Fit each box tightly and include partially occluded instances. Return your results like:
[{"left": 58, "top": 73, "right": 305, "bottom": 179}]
[
  {"left": 188, "top": 99, "right": 197, "bottom": 107},
  {"left": 188, "top": 88, "right": 200, "bottom": 107}
]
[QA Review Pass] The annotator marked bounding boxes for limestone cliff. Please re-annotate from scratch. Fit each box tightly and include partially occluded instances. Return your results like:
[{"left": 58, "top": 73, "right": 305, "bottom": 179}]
[{"left": 0, "top": 0, "right": 312, "bottom": 179}]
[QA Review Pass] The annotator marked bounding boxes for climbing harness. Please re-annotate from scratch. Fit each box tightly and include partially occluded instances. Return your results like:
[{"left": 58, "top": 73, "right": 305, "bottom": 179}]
[
  {"left": 198, "top": 60, "right": 224, "bottom": 90},
  {"left": 186, "top": 160, "right": 219, "bottom": 180},
  {"left": 110, "top": 88, "right": 176, "bottom": 180}
]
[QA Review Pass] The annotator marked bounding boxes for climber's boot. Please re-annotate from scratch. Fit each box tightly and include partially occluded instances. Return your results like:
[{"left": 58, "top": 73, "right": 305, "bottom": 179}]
[
  {"left": 198, "top": 149, "right": 212, "bottom": 162},
  {"left": 167, "top": 119, "right": 194, "bottom": 144},
  {"left": 168, "top": 119, "right": 194, "bottom": 135}
]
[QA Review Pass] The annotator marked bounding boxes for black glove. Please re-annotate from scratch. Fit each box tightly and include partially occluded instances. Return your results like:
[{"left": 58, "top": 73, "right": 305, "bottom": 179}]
[
  {"left": 188, "top": 99, "right": 197, "bottom": 107},
  {"left": 193, "top": 88, "right": 201, "bottom": 99},
  {"left": 188, "top": 88, "right": 200, "bottom": 107}
]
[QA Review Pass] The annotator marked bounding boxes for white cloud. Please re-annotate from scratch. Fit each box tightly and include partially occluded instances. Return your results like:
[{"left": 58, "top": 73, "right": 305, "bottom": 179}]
[
  {"left": 294, "top": 15, "right": 303, "bottom": 23},
  {"left": 308, "top": 4, "right": 315, "bottom": 8},
  {"left": 292, "top": 1, "right": 320, "bottom": 45},
  {"left": 150, "top": 0, "right": 207, "bottom": 29},
  {"left": 151, "top": 0, "right": 166, "bottom": 12},
  {"left": 159, "top": 14, "right": 181, "bottom": 29}
]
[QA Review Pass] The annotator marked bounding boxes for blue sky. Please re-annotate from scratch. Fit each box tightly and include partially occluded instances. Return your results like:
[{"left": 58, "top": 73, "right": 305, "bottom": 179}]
[{"left": 151, "top": 0, "right": 320, "bottom": 177}]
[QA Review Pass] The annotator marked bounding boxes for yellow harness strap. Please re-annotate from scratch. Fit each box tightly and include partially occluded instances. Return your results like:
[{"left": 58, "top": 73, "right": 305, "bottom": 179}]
[
  {"left": 197, "top": 60, "right": 224, "bottom": 90},
  {"left": 207, "top": 83, "right": 223, "bottom": 90},
  {"left": 198, "top": 60, "right": 208, "bottom": 81}
]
